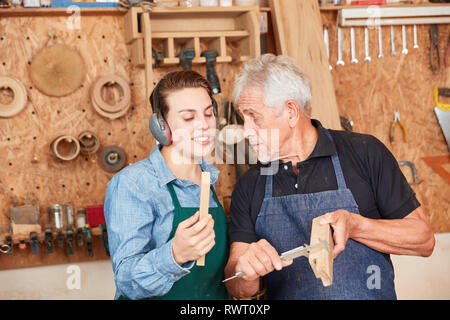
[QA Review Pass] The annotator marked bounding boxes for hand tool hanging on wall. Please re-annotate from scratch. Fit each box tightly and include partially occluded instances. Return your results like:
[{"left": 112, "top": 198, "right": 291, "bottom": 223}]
[
  {"left": 201, "top": 50, "right": 221, "bottom": 94},
  {"left": 433, "top": 87, "right": 450, "bottom": 152},
  {"left": 323, "top": 24, "right": 332, "bottom": 70},
  {"left": 390, "top": 109, "right": 407, "bottom": 145},
  {"left": 99, "top": 146, "right": 127, "bottom": 173},
  {"left": 378, "top": 26, "right": 384, "bottom": 59},
  {"left": 5, "top": 236, "right": 13, "bottom": 254},
  {"left": 401, "top": 25, "right": 408, "bottom": 55},
  {"left": 84, "top": 226, "right": 94, "bottom": 257},
  {"left": 178, "top": 48, "right": 195, "bottom": 70},
  {"left": 413, "top": 24, "right": 419, "bottom": 49},
  {"left": 0, "top": 76, "right": 28, "bottom": 118},
  {"left": 350, "top": 27, "right": 358, "bottom": 64},
  {"left": 336, "top": 26, "right": 345, "bottom": 67},
  {"left": 99, "top": 223, "right": 109, "bottom": 256},
  {"left": 152, "top": 48, "right": 164, "bottom": 69},
  {"left": 390, "top": 25, "right": 397, "bottom": 56},
  {"left": 398, "top": 161, "right": 423, "bottom": 185},
  {"left": 364, "top": 26, "right": 371, "bottom": 62},
  {"left": 44, "top": 227, "right": 54, "bottom": 254},
  {"left": 76, "top": 209, "right": 86, "bottom": 247},
  {"left": 65, "top": 204, "right": 75, "bottom": 255},
  {"left": 0, "top": 242, "right": 10, "bottom": 254},
  {"left": 29, "top": 232, "right": 39, "bottom": 254},
  {"left": 29, "top": 34, "right": 86, "bottom": 97},
  {"left": 429, "top": 24, "right": 441, "bottom": 73},
  {"left": 340, "top": 116, "right": 354, "bottom": 131}
]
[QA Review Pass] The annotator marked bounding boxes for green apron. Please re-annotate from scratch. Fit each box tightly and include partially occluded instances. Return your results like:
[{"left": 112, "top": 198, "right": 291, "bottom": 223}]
[{"left": 119, "top": 180, "right": 229, "bottom": 300}]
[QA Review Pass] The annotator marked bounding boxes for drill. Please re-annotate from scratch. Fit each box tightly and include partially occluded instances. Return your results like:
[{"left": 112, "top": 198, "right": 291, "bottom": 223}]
[
  {"left": 201, "top": 50, "right": 221, "bottom": 94},
  {"left": 178, "top": 48, "right": 195, "bottom": 70}
]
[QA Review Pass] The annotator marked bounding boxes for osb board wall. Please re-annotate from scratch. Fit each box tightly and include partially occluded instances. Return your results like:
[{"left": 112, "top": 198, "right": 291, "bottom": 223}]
[
  {"left": 0, "top": 14, "right": 239, "bottom": 270},
  {"left": 321, "top": 11, "right": 450, "bottom": 233}
]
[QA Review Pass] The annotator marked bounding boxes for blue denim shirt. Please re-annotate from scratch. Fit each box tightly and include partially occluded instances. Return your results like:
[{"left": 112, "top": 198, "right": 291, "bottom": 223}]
[{"left": 104, "top": 145, "right": 220, "bottom": 300}]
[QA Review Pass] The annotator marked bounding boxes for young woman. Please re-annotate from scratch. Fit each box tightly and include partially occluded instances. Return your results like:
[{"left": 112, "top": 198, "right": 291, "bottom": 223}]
[{"left": 104, "top": 71, "right": 228, "bottom": 300}]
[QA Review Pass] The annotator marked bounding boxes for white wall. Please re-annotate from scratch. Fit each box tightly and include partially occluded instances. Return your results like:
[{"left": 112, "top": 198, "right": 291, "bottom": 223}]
[{"left": 0, "top": 233, "right": 449, "bottom": 300}]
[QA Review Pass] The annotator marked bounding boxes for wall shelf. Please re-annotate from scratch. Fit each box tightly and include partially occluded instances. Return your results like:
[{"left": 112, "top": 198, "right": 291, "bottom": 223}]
[{"left": 0, "top": 7, "right": 126, "bottom": 17}]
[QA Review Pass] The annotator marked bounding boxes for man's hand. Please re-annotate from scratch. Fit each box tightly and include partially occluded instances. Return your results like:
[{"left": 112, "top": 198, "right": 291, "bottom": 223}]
[
  {"left": 318, "top": 209, "right": 357, "bottom": 258},
  {"left": 234, "top": 239, "right": 293, "bottom": 281}
]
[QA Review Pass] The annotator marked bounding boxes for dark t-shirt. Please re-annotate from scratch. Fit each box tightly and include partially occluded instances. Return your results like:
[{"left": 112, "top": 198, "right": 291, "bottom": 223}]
[{"left": 229, "top": 119, "right": 420, "bottom": 244}]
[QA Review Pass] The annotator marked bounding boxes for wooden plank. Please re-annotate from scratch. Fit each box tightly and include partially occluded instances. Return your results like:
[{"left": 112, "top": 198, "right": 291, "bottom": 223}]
[
  {"left": 196, "top": 171, "right": 210, "bottom": 267},
  {"left": 141, "top": 11, "right": 153, "bottom": 109},
  {"left": 270, "top": 0, "right": 341, "bottom": 130},
  {"left": 308, "top": 217, "right": 334, "bottom": 287},
  {"left": 268, "top": 0, "right": 287, "bottom": 55}
]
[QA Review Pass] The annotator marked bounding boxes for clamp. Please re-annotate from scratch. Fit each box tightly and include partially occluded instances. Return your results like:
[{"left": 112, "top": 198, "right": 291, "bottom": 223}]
[
  {"left": 99, "top": 223, "right": 110, "bottom": 256},
  {"left": 30, "top": 232, "right": 39, "bottom": 254},
  {"left": 389, "top": 109, "right": 407, "bottom": 145},
  {"left": 399, "top": 161, "right": 423, "bottom": 185},
  {"left": 44, "top": 228, "right": 54, "bottom": 254},
  {"left": 429, "top": 24, "right": 441, "bottom": 74},
  {"left": 1, "top": 236, "right": 12, "bottom": 254},
  {"left": 84, "top": 226, "right": 94, "bottom": 257},
  {"left": 66, "top": 228, "right": 75, "bottom": 255}
]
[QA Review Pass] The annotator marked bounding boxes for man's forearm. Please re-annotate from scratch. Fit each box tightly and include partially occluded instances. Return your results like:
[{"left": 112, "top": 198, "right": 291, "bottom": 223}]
[{"left": 350, "top": 209, "right": 435, "bottom": 257}]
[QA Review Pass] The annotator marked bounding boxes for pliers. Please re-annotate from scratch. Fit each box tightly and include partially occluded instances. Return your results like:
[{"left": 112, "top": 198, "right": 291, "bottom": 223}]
[
  {"left": 429, "top": 24, "right": 441, "bottom": 74},
  {"left": 390, "top": 109, "right": 407, "bottom": 145}
]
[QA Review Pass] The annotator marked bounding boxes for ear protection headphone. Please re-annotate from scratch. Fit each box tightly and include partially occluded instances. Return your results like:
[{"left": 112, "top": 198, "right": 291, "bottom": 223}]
[{"left": 149, "top": 74, "right": 218, "bottom": 146}]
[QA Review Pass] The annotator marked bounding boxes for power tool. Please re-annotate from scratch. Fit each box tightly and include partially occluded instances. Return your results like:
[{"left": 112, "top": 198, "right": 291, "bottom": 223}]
[{"left": 201, "top": 50, "right": 221, "bottom": 94}]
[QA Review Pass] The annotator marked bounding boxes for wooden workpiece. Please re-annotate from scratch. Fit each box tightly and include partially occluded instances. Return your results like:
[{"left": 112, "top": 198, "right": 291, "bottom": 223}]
[
  {"left": 196, "top": 171, "right": 210, "bottom": 267},
  {"left": 308, "top": 217, "right": 334, "bottom": 287}
]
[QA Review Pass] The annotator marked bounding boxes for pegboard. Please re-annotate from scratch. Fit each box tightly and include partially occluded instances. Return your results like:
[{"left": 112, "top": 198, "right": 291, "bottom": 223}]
[
  {"left": 321, "top": 10, "right": 450, "bottom": 233},
  {"left": 0, "top": 12, "right": 241, "bottom": 270}
]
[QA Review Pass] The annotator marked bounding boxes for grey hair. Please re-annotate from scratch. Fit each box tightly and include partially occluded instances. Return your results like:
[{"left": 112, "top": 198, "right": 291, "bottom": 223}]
[{"left": 232, "top": 54, "right": 312, "bottom": 117}]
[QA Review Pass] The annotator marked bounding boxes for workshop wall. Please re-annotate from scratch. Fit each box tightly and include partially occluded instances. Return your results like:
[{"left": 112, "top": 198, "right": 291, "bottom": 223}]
[
  {"left": 0, "top": 13, "right": 237, "bottom": 270},
  {"left": 321, "top": 11, "right": 450, "bottom": 233},
  {"left": 1, "top": 8, "right": 449, "bottom": 272}
]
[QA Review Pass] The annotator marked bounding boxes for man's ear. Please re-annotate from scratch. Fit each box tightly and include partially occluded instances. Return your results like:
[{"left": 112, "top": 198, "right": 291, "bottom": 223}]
[{"left": 285, "top": 100, "right": 301, "bottom": 127}]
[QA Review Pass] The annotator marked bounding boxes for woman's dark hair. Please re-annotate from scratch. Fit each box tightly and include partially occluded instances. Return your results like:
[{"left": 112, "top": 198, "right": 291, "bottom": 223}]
[{"left": 150, "top": 70, "right": 213, "bottom": 119}]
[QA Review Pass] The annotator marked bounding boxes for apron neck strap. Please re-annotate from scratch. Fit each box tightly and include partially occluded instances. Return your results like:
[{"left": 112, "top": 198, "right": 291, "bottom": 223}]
[
  {"left": 324, "top": 129, "right": 348, "bottom": 190},
  {"left": 167, "top": 182, "right": 181, "bottom": 208},
  {"left": 167, "top": 180, "right": 222, "bottom": 209}
]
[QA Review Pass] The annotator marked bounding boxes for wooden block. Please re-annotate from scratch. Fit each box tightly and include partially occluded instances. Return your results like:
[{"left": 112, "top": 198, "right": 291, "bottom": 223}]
[
  {"left": 196, "top": 171, "right": 210, "bottom": 267},
  {"left": 268, "top": 0, "right": 341, "bottom": 130},
  {"left": 308, "top": 217, "right": 334, "bottom": 287},
  {"left": 141, "top": 11, "right": 153, "bottom": 109}
]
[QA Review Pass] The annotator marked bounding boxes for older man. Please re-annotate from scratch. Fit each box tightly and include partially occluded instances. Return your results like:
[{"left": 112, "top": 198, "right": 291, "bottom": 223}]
[{"left": 224, "top": 54, "right": 435, "bottom": 300}]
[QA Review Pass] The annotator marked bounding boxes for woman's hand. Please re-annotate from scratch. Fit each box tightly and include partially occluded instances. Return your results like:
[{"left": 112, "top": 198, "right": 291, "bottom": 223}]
[{"left": 172, "top": 211, "right": 215, "bottom": 265}]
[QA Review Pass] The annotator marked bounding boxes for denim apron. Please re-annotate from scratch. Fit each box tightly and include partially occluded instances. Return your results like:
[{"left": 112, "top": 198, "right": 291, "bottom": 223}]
[
  {"left": 119, "top": 181, "right": 229, "bottom": 300},
  {"left": 254, "top": 130, "right": 397, "bottom": 300}
]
